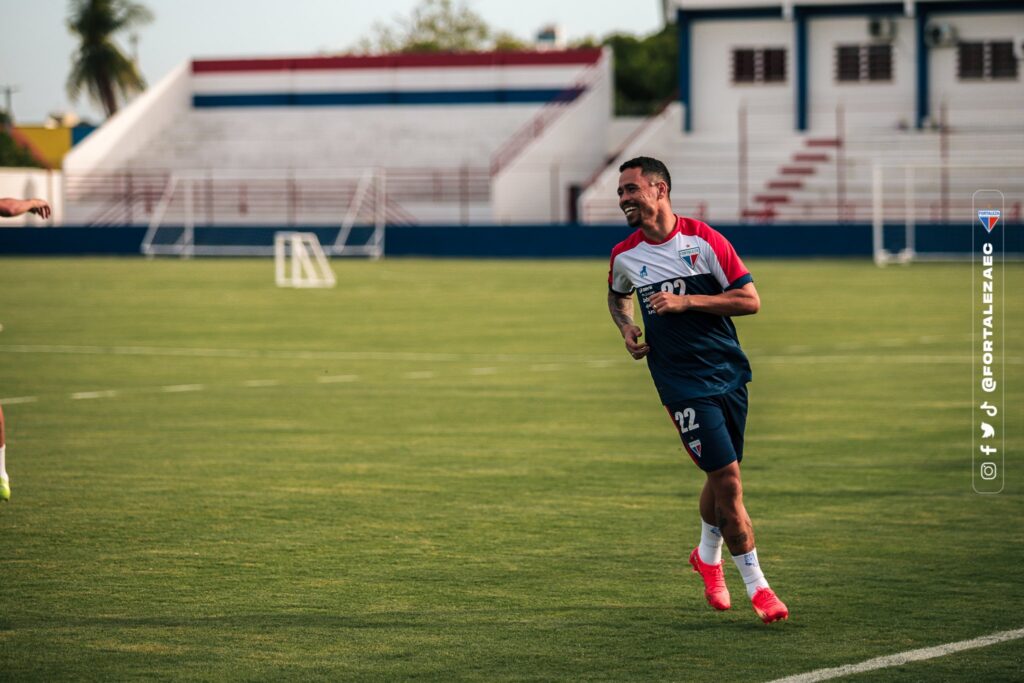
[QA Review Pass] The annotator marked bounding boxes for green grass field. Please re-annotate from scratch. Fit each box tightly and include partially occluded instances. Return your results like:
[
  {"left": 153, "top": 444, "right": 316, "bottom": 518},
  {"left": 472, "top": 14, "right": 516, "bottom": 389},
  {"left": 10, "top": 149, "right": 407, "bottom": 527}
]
[{"left": 0, "top": 257, "right": 1021, "bottom": 681}]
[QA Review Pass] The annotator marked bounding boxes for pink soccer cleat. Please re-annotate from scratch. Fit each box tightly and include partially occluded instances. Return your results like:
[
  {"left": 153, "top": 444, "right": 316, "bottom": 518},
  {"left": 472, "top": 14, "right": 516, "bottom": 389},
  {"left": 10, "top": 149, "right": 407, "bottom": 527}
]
[
  {"left": 689, "top": 547, "right": 731, "bottom": 610},
  {"left": 751, "top": 587, "right": 789, "bottom": 624}
]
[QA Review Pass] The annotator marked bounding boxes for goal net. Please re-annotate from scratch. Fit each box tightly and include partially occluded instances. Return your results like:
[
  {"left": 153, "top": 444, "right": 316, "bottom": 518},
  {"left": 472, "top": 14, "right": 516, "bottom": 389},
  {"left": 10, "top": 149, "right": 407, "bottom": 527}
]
[
  {"left": 274, "top": 232, "right": 336, "bottom": 288},
  {"left": 872, "top": 162, "right": 1023, "bottom": 265},
  {"left": 140, "top": 169, "right": 385, "bottom": 258}
]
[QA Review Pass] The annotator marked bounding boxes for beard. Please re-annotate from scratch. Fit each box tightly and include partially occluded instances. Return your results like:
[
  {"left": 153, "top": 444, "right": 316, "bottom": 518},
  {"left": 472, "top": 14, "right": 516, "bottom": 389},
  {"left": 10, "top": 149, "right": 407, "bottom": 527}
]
[{"left": 623, "top": 203, "right": 648, "bottom": 227}]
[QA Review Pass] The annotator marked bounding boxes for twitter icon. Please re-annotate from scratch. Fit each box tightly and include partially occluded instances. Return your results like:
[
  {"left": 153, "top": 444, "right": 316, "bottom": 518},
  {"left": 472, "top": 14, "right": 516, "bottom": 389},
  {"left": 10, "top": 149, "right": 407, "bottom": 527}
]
[{"left": 981, "top": 422, "right": 995, "bottom": 439}]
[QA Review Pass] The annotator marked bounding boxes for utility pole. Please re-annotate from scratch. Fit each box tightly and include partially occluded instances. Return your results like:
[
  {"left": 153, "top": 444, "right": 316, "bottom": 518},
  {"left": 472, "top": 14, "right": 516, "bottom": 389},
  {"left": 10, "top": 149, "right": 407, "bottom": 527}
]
[{"left": 0, "top": 84, "right": 19, "bottom": 124}]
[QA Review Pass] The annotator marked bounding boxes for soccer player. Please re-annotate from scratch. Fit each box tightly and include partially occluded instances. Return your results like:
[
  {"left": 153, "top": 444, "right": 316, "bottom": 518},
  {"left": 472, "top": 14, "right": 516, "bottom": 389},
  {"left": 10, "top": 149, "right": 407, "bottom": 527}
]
[
  {"left": 0, "top": 196, "right": 50, "bottom": 501},
  {"left": 606, "top": 157, "right": 788, "bottom": 624}
]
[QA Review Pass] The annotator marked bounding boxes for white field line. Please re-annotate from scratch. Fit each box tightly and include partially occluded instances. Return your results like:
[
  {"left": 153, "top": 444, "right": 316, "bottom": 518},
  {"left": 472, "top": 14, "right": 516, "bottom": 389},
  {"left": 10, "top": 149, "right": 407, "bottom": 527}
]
[
  {"left": 766, "top": 627, "right": 1024, "bottom": 683},
  {"left": 403, "top": 371, "right": 435, "bottom": 380},
  {"left": 70, "top": 390, "right": 118, "bottom": 400},
  {"left": 0, "top": 344, "right": 612, "bottom": 364},
  {"left": 0, "top": 334, "right": 975, "bottom": 365},
  {"left": 161, "top": 384, "right": 204, "bottom": 393},
  {"left": 530, "top": 364, "right": 563, "bottom": 372},
  {"left": 0, "top": 396, "right": 38, "bottom": 405},
  {"left": 317, "top": 374, "right": 359, "bottom": 383},
  {"left": 752, "top": 354, "right": 1024, "bottom": 365}
]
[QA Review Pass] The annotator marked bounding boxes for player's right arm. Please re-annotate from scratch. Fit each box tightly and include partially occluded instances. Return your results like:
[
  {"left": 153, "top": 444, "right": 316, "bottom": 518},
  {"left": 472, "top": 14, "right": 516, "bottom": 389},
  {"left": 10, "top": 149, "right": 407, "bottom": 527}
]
[
  {"left": 608, "top": 290, "right": 649, "bottom": 360},
  {"left": 0, "top": 198, "right": 51, "bottom": 219}
]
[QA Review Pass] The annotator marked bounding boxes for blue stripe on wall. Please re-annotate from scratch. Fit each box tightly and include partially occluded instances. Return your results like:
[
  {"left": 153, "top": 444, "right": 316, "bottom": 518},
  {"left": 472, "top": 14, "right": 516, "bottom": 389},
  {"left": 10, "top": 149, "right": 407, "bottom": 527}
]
[
  {"left": 13, "top": 223, "right": 1020, "bottom": 258},
  {"left": 192, "top": 88, "right": 582, "bottom": 108}
]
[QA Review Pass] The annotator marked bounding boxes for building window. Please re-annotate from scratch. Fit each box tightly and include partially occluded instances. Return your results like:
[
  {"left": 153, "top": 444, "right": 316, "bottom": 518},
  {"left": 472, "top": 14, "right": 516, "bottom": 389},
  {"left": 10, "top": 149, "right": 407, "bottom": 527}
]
[
  {"left": 732, "top": 47, "right": 787, "bottom": 84},
  {"left": 835, "top": 44, "right": 893, "bottom": 82},
  {"left": 958, "top": 41, "right": 1019, "bottom": 80}
]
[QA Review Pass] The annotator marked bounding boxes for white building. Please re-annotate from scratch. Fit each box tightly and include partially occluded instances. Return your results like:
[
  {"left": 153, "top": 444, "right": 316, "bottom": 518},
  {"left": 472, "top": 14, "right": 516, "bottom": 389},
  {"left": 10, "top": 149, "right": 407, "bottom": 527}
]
[{"left": 579, "top": 0, "right": 1023, "bottom": 225}]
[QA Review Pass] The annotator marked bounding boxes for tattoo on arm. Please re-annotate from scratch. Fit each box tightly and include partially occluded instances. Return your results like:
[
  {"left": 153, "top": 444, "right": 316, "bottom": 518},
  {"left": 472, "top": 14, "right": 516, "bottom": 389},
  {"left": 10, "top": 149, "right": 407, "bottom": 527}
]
[{"left": 607, "top": 292, "right": 635, "bottom": 331}]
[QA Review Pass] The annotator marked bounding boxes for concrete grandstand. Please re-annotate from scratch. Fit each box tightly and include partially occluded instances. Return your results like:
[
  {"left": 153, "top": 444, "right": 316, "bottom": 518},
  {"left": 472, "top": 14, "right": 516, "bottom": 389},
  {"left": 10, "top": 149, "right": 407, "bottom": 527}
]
[
  {"left": 62, "top": 48, "right": 615, "bottom": 227},
  {"left": 45, "top": 0, "right": 1024, "bottom": 247}
]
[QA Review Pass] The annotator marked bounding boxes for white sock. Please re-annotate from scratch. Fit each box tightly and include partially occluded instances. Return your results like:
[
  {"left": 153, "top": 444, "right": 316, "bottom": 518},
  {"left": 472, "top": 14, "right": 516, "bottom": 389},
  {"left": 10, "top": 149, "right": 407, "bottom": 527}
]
[
  {"left": 698, "top": 519, "right": 723, "bottom": 565},
  {"left": 732, "top": 548, "right": 770, "bottom": 598},
  {"left": 0, "top": 444, "right": 6, "bottom": 479}
]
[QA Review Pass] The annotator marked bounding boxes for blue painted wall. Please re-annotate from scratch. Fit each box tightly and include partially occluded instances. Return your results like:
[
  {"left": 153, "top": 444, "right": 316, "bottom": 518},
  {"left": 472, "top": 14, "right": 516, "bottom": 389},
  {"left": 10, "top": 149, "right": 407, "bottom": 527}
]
[{"left": 0, "top": 223, "right": 1018, "bottom": 258}]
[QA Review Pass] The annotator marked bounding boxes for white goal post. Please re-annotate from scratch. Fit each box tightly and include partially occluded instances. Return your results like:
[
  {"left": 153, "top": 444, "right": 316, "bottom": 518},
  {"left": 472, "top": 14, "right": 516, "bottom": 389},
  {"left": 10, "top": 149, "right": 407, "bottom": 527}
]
[
  {"left": 872, "top": 162, "right": 1022, "bottom": 266},
  {"left": 140, "top": 169, "right": 386, "bottom": 258},
  {"left": 274, "top": 232, "right": 336, "bottom": 288}
]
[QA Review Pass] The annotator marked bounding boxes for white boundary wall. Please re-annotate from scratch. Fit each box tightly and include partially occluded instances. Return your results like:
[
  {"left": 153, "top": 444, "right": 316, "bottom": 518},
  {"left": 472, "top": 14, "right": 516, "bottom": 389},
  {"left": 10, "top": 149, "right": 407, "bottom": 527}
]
[{"left": 0, "top": 169, "right": 62, "bottom": 225}]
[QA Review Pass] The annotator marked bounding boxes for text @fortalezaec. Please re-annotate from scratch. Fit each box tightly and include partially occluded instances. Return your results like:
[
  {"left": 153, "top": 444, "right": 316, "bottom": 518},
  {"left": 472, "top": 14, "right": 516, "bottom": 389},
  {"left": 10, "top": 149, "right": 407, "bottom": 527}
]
[{"left": 979, "top": 242, "right": 996, "bottom": 395}]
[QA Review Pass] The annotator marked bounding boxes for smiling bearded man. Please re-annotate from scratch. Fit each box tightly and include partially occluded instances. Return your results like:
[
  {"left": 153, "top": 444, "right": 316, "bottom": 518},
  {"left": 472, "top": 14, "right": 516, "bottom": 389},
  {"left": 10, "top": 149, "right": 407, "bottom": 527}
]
[{"left": 606, "top": 156, "right": 788, "bottom": 624}]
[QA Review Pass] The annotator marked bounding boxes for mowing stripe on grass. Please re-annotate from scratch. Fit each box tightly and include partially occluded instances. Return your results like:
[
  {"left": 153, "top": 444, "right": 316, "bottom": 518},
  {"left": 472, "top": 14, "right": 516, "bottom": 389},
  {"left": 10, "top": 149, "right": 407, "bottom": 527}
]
[{"left": 767, "top": 627, "right": 1024, "bottom": 683}]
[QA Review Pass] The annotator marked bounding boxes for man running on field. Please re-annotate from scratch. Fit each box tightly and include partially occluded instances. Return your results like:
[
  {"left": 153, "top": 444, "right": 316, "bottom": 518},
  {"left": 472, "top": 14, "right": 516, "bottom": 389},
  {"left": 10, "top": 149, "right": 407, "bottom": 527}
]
[{"left": 606, "top": 157, "right": 788, "bottom": 624}]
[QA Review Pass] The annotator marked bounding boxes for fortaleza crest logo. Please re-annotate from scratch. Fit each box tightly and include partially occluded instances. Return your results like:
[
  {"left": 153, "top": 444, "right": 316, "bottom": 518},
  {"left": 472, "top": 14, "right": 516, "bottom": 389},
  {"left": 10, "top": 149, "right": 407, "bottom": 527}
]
[
  {"left": 678, "top": 246, "right": 700, "bottom": 268},
  {"left": 687, "top": 439, "right": 702, "bottom": 458},
  {"left": 978, "top": 209, "right": 1000, "bottom": 233}
]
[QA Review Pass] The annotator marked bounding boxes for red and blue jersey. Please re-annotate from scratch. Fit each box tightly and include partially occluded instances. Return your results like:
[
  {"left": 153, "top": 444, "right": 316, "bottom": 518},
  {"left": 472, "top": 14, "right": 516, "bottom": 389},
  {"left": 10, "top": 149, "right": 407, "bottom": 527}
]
[{"left": 608, "top": 215, "right": 754, "bottom": 402}]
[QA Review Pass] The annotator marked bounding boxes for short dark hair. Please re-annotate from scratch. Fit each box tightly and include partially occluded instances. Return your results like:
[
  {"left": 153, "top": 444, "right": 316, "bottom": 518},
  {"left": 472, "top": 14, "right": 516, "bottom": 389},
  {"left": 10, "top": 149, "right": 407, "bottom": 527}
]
[{"left": 619, "top": 156, "right": 671, "bottom": 194}]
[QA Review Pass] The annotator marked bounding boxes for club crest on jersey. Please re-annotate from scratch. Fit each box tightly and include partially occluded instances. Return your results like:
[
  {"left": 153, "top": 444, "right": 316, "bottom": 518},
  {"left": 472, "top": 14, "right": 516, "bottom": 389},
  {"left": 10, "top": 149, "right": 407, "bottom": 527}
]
[
  {"left": 639, "top": 265, "right": 648, "bottom": 278},
  {"left": 678, "top": 246, "right": 700, "bottom": 269},
  {"left": 978, "top": 209, "right": 1000, "bottom": 233},
  {"left": 687, "top": 439, "right": 702, "bottom": 458}
]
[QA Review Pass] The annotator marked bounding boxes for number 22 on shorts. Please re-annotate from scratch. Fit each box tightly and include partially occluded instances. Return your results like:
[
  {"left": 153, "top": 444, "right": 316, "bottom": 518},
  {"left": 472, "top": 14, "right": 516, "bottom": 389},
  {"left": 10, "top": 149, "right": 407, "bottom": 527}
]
[{"left": 675, "top": 407, "right": 700, "bottom": 434}]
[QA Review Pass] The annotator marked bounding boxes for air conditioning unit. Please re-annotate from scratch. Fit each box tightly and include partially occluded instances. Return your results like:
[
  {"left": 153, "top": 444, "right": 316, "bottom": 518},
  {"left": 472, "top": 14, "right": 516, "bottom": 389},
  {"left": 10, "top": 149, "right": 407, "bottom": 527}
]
[
  {"left": 868, "top": 17, "right": 897, "bottom": 42},
  {"left": 925, "top": 22, "right": 957, "bottom": 48}
]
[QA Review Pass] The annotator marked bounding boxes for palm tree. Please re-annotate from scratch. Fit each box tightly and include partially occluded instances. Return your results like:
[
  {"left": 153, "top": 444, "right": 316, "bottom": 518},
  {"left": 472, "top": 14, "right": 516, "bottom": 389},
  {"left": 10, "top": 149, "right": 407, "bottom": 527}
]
[{"left": 66, "top": 0, "right": 153, "bottom": 118}]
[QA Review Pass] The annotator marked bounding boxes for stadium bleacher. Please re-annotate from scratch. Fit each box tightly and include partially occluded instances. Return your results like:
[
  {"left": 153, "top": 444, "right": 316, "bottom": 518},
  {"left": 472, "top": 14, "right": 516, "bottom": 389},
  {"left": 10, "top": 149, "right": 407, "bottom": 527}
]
[{"left": 62, "top": 49, "right": 613, "bottom": 227}]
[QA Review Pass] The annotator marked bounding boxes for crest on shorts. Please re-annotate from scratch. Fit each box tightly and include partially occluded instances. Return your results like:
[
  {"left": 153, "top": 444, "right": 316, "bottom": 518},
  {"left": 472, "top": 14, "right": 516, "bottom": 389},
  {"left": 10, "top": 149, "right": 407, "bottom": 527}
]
[
  {"left": 678, "top": 246, "right": 700, "bottom": 268},
  {"left": 687, "top": 439, "right": 702, "bottom": 458},
  {"left": 978, "top": 209, "right": 1000, "bottom": 233}
]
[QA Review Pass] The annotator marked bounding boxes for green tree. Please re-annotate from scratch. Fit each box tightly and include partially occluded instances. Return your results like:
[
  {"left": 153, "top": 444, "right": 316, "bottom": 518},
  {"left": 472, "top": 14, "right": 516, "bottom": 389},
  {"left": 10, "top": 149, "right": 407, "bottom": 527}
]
[
  {"left": 604, "top": 26, "right": 677, "bottom": 116},
  {"left": 355, "top": 0, "right": 527, "bottom": 53},
  {"left": 0, "top": 129, "right": 45, "bottom": 168},
  {"left": 66, "top": 0, "right": 153, "bottom": 118}
]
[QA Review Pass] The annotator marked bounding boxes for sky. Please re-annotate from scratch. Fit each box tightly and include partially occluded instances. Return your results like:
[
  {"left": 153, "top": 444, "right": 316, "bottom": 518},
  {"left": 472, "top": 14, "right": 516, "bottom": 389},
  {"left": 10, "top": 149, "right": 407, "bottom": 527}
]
[{"left": 1, "top": 0, "right": 664, "bottom": 124}]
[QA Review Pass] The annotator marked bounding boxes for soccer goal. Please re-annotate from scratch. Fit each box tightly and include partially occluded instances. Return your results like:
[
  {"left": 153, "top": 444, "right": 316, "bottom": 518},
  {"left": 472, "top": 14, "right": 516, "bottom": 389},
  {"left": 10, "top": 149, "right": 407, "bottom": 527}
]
[
  {"left": 140, "top": 169, "right": 386, "bottom": 258},
  {"left": 872, "top": 162, "right": 1023, "bottom": 265},
  {"left": 274, "top": 231, "right": 336, "bottom": 288}
]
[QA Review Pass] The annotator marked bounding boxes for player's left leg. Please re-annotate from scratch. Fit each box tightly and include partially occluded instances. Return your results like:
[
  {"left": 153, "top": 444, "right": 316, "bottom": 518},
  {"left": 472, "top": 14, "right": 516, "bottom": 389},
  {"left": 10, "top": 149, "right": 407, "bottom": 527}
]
[
  {"left": 0, "top": 406, "right": 9, "bottom": 502},
  {"left": 667, "top": 398, "right": 734, "bottom": 610},
  {"left": 706, "top": 386, "right": 787, "bottom": 623}
]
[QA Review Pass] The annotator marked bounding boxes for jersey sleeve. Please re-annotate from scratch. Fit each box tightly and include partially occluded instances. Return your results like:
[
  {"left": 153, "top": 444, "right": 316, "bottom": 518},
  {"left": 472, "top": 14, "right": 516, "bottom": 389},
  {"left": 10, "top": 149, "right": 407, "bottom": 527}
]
[
  {"left": 608, "top": 244, "right": 635, "bottom": 295},
  {"left": 697, "top": 222, "right": 752, "bottom": 290}
]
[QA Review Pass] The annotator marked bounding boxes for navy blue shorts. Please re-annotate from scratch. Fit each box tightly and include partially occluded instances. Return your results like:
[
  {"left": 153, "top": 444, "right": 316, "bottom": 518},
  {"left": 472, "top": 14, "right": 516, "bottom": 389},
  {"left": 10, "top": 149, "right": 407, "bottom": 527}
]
[{"left": 664, "top": 385, "right": 748, "bottom": 473}]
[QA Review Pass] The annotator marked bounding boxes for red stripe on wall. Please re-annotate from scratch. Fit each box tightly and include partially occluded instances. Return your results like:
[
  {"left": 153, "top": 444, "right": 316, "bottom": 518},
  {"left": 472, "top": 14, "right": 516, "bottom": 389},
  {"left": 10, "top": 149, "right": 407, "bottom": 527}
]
[{"left": 192, "top": 48, "right": 602, "bottom": 73}]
